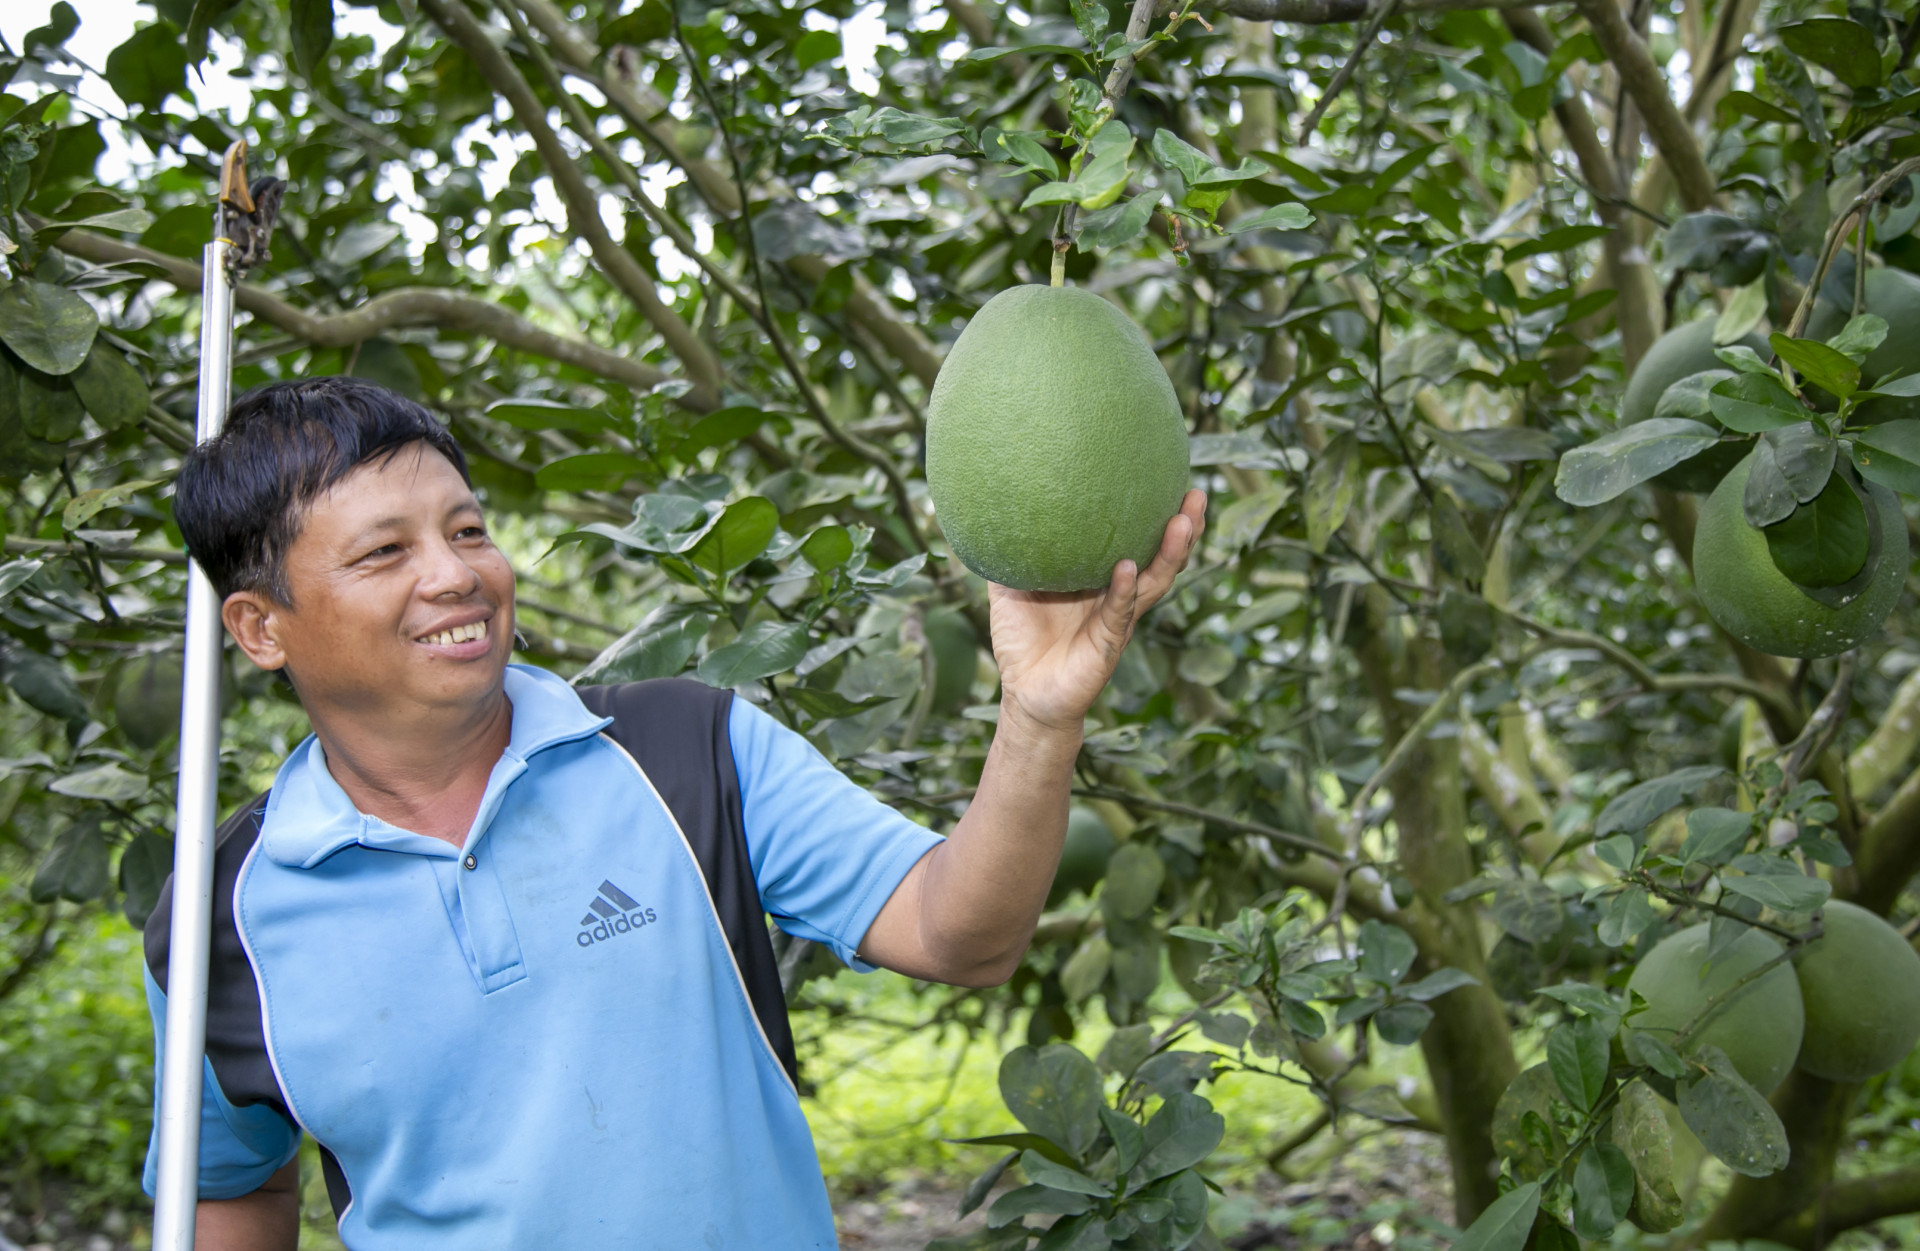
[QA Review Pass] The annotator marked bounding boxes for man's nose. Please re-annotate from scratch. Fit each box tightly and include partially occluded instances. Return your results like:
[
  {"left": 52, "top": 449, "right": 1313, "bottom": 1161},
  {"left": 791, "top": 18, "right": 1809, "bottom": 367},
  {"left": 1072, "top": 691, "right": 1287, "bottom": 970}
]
[{"left": 418, "top": 534, "right": 483, "bottom": 599}]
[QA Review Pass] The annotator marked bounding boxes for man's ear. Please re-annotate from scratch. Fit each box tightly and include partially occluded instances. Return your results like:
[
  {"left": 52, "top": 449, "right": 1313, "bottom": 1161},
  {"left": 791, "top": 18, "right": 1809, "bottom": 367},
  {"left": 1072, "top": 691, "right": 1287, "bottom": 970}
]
[{"left": 222, "top": 591, "right": 290, "bottom": 673}]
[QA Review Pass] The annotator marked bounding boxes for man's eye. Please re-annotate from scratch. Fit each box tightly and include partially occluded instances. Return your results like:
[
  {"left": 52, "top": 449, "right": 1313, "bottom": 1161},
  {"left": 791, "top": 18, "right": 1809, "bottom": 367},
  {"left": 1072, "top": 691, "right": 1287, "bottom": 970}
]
[
  {"left": 361, "top": 544, "right": 401, "bottom": 561},
  {"left": 456, "top": 526, "right": 488, "bottom": 541}
]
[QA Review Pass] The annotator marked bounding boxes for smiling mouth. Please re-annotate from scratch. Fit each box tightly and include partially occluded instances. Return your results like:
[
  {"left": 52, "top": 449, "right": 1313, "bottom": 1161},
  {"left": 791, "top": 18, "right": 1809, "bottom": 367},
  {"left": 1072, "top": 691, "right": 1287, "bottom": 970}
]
[{"left": 420, "top": 620, "right": 489, "bottom": 647}]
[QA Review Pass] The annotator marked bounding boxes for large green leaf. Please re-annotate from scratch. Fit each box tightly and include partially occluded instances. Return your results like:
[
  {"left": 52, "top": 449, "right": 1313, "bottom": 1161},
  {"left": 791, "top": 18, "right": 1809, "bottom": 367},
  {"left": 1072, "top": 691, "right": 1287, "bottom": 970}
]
[
  {"left": 998, "top": 1044, "right": 1104, "bottom": 1159},
  {"left": 1851, "top": 421, "right": 1920, "bottom": 495},
  {"left": 1593, "top": 766, "right": 1726, "bottom": 837},
  {"left": 119, "top": 831, "right": 174, "bottom": 928},
  {"left": 0, "top": 281, "right": 99, "bottom": 376},
  {"left": 1677, "top": 1047, "right": 1789, "bottom": 1177},
  {"left": 1763, "top": 472, "right": 1869, "bottom": 588},
  {"left": 1707, "top": 372, "right": 1804, "bottom": 433},
  {"left": 1547, "top": 1017, "right": 1610, "bottom": 1114},
  {"left": 1449, "top": 1181, "right": 1541, "bottom": 1251},
  {"left": 1571, "top": 1142, "right": 1636, "bottom": 1239},
  {"left": 1770, "top": 333, "right": 1860, "bottom": 399},
  {"left": 1132, "top": 1092, "right": 1225, "bottom": 1183},
  {"left": 30, "top": 818, "right": 110, "bottom": 904},
  {"left": 1779, "top": 18, "right": 1883, "bottom": 89},
  {"left": 4, "top": 649, "right": 88, "bottom": 722},
  {"left": 69, "top": 343, "right": 149, "bottom": 430},
  {"left": 694, "top": 621, "right": 808, "bottom": 687},
  {"left": 1555, "top": 419, "right": 1721, "bottom": 505},
  {"left": 19, "top": 367, "right": 84, "bottom": 441},
  {"left": 290, "top": 0, "right": 335, "bottom": 80},
  {"left": 573, "top": 603, "right": 712, "bottom": 685},
  {"left": 105, "top": 20, "right": 190, "bottom": 111},
  {"left": 1304, "top": 431, "right": 1358, "bottom": 551},
  {"left": 1613, "top": 1079, "right": 1686, "bottom": 1231},
  {"left": 687, "top": 497, "right": 778, "bottom": 575}
]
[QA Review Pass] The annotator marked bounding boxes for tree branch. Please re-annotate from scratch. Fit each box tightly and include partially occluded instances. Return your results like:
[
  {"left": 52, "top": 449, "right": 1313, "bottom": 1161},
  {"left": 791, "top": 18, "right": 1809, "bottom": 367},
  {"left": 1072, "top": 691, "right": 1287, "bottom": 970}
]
[
  {"left": 1071, "top": 783, "right": 1348, "bottom": 863},
  {"left": 1850, "top": 759, "right": 1920, "bottom": 914},
  {"left": 493, "top": 0, "right": 768, "bottom": 326},
  {"left": 1574, "top": 0, "right": 1718, "bottom": 212},
  {"left": 52, "top": 228, "right": 689, "bottom": 403},
  {"left": 5, "top": 535, "right": 185, "bottom": 565},
  {"left": 1296, "top": 0, "right": 1401, "bottom": 143},
  {"left": 1501, "top": 608, "right": 1801, "bottom": 724},
  {"left": 1820, "top": 1166, "right": 1920, "bottom": 1238},
  {"left": 1203, "top": 0, "right": 1544, "bottom": 19},
  {"left": 419, "top": 0, "right": 724, "bottom": 404},
  {"left": 1851, "top": 667, "right": 1920, "bottom": 800},
  {"left": 1505, "top": 7, "right": 1663, "bottom": 366},
  {"left": 512, "top": 0, "right": 945, "bottom": 389},
  {"left": 671, "top": 14, "right": 930, "bottom": 555}
]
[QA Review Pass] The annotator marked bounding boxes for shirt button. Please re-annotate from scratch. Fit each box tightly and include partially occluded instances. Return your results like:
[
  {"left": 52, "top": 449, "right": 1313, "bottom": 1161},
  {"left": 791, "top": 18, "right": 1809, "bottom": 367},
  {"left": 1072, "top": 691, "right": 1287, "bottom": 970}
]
[{"left": 463, "top": 854, "right": 477, "bottom": 870}]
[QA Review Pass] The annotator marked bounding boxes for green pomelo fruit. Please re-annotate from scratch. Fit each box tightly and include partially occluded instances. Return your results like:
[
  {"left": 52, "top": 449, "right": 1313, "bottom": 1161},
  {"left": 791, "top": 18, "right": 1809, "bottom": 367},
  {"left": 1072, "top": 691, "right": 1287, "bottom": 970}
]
[
  {"left": 1693, "top": 452, "right": 1907, "bottom": 659},
  {"left": 924, "top": 606, "right": 979, "bottom": 716},
  {"left": 925, "top": 285, "right": 1191, "bottom": 591},
  {"left": 1622, "top": 318, "right": 1764, "bottom": 493},
  {"left": 1806, "top": 268, "right": 1920, "bottom": 422},
  {"left": 1792, "top": 900, "right": 1920, "bottom": 1082},
  {"left": 114, "top": 651, "right": 183, "bottom": 749},
  {"left": 1626, "top": 922, "right": 1805, "bottom": 1094},
  {"left": 1046, "top": 806, "right": 1117, "bottom": 907}
]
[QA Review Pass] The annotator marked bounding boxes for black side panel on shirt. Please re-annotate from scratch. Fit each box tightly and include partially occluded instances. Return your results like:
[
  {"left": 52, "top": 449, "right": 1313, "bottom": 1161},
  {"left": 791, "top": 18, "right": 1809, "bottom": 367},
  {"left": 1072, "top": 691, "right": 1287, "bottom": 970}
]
[
  {"left": 576, "top": 679, "right": 800, "bottom": 1085},
  {"left": 144, "top": 792, "right": 289, "bottom": 1121}
]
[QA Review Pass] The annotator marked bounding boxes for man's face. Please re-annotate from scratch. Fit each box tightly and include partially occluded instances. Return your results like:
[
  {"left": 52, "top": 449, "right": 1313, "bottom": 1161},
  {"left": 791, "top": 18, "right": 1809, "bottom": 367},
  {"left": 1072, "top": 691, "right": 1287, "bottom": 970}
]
[{"left": 226, "top": 443, "right": 515, "bottom": 719}]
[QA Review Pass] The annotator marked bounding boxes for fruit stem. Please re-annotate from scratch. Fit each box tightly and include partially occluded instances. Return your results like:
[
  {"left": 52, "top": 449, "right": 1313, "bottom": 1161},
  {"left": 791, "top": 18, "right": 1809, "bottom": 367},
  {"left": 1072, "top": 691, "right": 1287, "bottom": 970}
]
[{"left": 1050, "top": 248, "right": 1065, "bottom": 287}]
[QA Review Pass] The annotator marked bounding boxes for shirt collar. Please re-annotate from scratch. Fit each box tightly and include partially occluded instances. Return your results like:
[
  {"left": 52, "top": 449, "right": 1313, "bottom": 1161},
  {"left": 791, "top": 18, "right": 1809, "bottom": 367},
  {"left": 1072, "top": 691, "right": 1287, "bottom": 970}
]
[{"left": 259, "top": 664, "right": 614, "bottom": 869}]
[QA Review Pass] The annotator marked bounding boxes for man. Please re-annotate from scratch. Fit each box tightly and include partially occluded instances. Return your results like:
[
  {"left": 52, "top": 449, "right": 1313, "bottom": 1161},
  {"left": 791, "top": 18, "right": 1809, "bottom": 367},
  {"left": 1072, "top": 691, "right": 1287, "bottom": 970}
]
[{"left": 142, "top": 376, "right": 1204, "bottom": 1247}]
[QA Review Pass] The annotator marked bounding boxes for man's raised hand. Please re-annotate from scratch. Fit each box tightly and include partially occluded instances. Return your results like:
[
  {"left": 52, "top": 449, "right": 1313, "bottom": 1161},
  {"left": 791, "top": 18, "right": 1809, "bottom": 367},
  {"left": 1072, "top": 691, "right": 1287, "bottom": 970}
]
[{"left": 986, "top": 488, "right": 1208, "bottom": 734}]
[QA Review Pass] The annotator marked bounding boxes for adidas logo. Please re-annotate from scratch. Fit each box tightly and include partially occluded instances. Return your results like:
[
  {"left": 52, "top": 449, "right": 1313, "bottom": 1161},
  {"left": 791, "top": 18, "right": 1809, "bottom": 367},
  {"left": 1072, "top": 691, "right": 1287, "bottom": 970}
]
[{"left": 576, "top": 879, "right": 657, "bottom": 948}]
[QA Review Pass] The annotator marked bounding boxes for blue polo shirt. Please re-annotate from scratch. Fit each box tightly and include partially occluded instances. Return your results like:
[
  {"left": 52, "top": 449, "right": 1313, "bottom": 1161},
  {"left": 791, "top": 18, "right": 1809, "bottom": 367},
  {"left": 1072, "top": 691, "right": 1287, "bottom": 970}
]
[{"left": 141, "top": 664, "right": 942, "bottom": 1247}]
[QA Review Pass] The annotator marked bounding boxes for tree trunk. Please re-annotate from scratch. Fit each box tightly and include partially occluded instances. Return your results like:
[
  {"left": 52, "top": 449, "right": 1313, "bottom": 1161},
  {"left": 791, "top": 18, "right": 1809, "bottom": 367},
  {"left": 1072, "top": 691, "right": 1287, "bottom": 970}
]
[{"left": 1353, "top": 588, "right": 1518, "bottom": 1222}]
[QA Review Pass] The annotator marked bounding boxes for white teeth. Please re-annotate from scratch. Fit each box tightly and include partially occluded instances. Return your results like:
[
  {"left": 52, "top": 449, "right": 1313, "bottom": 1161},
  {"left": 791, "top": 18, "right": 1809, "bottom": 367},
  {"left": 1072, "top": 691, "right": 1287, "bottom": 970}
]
[{"left": 423, "top": 621, "right": 487, "bottom": 647}]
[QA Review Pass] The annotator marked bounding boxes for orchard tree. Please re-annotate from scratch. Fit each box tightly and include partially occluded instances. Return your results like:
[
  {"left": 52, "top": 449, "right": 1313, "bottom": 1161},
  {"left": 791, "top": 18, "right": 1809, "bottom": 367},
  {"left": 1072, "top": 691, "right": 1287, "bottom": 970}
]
[{"left": 12, "top": 0, "right": 1920, "bottom": 1245}]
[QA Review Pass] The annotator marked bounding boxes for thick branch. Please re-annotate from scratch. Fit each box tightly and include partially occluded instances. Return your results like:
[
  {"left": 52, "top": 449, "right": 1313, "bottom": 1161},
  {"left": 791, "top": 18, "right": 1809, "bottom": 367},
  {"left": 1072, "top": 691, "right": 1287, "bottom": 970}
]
[
  {"left": 420, "top": 0, "right": 723, "bottom": 403},
  {"left": 1821, "top": 1166, "right": 1920, "bottom": 1239},
  {"left": 6, "top": 536, "right": 185, "bottom": 565},
  {"left": 1851, "top": 667, "right": 1920, "bottom": 800},
  {"left": 1575, "top": 0, "right": 1717, "bottom": 212},
  {"left": 1203, "top": 0, "right": 1542, "bottom": 19},
  {"left": 1851, "top": 760, "right": 1920, "bottom": 914},
  {"left": 54, "top": 229, "right": 686, "bottom": 401},
  {"left": 1459, "top": 716, "right": 1555, "bottom": 859}
]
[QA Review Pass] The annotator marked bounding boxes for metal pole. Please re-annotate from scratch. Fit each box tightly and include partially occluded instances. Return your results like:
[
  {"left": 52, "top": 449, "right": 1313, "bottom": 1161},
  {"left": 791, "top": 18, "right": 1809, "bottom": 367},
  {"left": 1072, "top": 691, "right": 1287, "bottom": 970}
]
[{"left": 152, "top": 141, "right": 282, "bottom": 1251}]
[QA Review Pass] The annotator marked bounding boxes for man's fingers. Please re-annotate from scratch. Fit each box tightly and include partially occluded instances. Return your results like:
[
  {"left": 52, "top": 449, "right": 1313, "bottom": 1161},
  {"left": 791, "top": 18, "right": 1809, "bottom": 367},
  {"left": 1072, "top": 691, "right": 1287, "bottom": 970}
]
[
  {"left": 1133, "top": 490, "right": 1208, "bottom": 608},
  {"left": 1099, "top": 558, "right": 1141, "bottom": 641}
]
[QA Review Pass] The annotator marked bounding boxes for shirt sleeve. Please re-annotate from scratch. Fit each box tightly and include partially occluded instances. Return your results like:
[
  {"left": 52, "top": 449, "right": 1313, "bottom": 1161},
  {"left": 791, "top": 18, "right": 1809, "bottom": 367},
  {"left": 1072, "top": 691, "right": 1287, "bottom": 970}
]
[
  {"left": 141, "top": 967, "right": 301, "bottom": 1201},
  {"left": 728, "top": 697, "right": 943, "bottom": 970}
]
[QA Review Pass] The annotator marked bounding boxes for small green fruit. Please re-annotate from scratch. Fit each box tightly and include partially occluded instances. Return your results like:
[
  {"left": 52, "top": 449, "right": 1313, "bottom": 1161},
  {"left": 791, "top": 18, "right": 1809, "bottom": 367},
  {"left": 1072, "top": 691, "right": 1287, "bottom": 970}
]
[{"left": 1046, "top": 806, "right": 1117, "bottom": 907}]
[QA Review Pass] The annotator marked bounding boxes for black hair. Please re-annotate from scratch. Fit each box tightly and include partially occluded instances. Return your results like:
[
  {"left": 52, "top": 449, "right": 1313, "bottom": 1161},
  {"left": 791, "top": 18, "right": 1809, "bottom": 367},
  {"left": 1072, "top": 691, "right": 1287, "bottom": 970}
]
[{"left": 172, "top": 376, "right": 470, "bottom": 603}]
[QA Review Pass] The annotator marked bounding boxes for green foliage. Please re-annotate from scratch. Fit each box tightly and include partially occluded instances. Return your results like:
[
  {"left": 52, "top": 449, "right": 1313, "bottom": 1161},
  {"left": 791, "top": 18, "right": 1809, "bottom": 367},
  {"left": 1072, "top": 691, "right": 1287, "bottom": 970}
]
[
  {"left": 7, "top": 0, "right": 1920, "bottom": 1242},
  {"left": 0, "top": 908, "right": 152, "bottom": 1214}
]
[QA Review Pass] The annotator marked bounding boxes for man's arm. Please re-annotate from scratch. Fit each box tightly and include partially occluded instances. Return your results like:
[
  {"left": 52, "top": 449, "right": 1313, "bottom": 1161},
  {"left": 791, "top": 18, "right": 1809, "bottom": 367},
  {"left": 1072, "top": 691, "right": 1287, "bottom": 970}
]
[
  {"left": 194, "top": 1158, "right": 300, "bottom": 1251},
  {"left": 859, "top": 490, "right": 1207, "bottom": 986}
]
